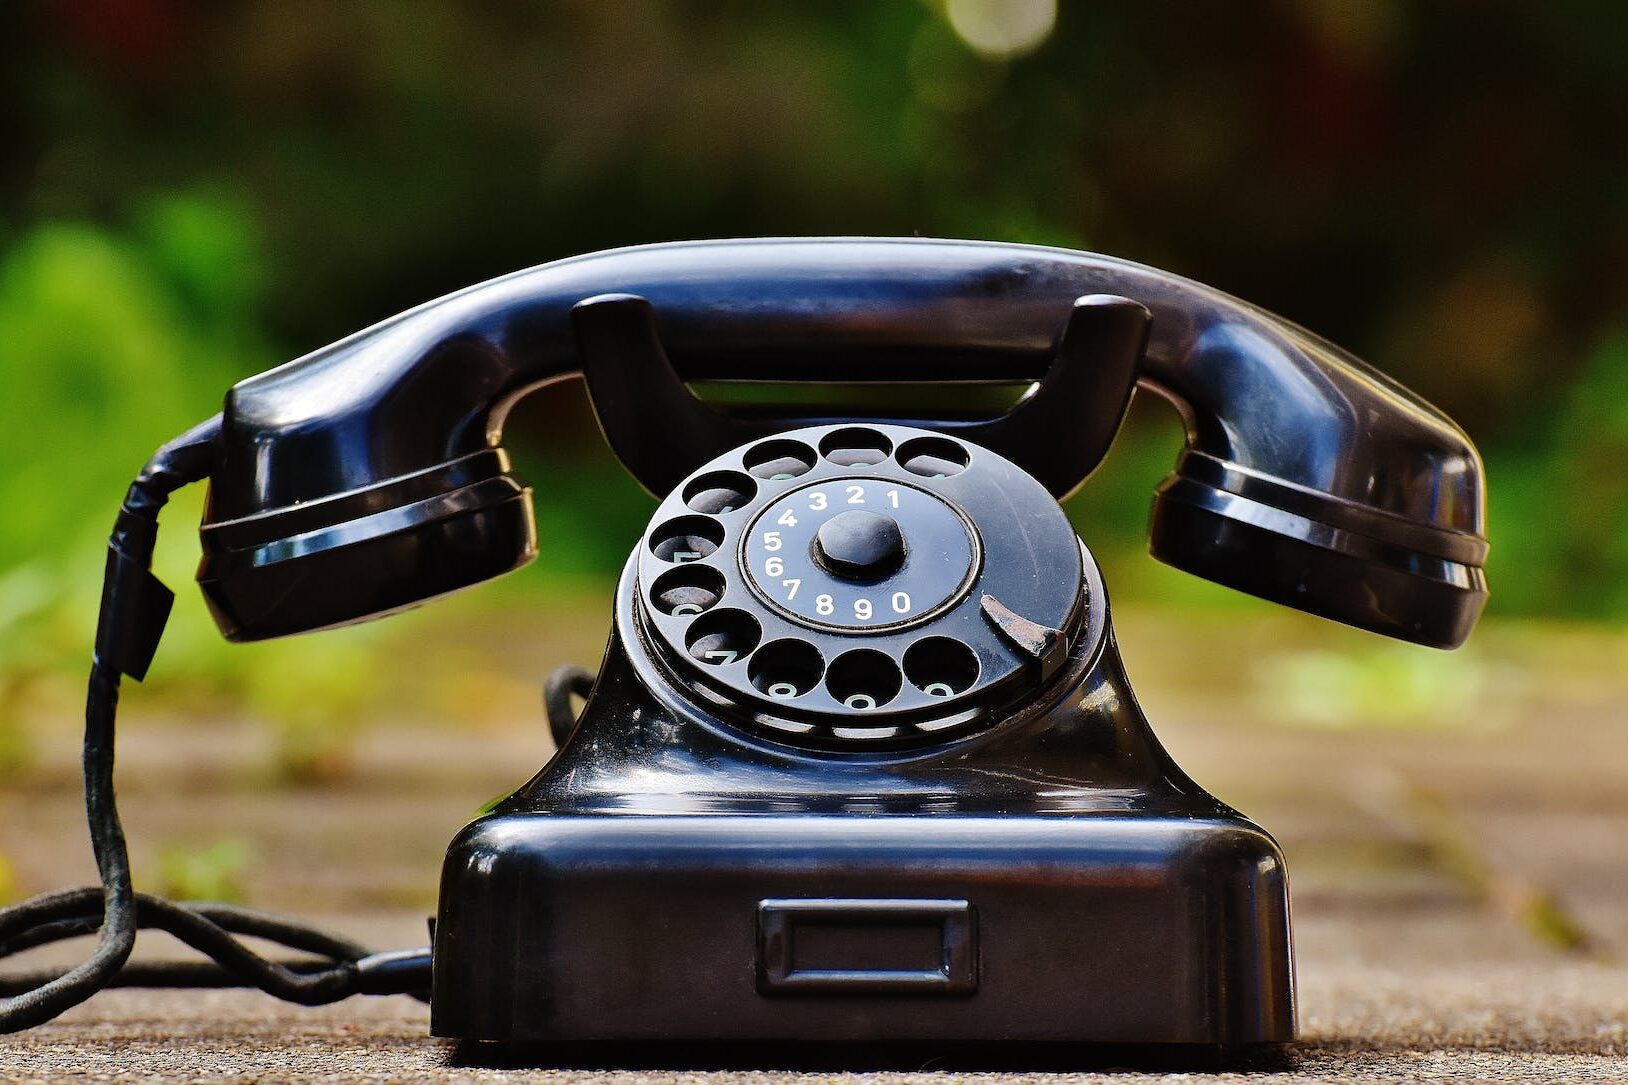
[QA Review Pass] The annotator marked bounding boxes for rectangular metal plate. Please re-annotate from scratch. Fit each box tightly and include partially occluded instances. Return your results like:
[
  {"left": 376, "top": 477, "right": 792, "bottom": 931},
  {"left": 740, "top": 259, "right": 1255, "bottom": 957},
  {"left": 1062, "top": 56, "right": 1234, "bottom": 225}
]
[{"left": 757, "top": 898, "right": 977, "bottom": 996}]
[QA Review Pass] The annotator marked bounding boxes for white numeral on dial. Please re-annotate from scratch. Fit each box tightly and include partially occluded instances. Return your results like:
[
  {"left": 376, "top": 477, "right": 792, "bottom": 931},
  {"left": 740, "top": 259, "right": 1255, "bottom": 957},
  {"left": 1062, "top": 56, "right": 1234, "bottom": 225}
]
[
  {"left": 765, "top": 557, "right": 784, "bottom": 577},
  {"left": 846, "top": 484, "right": 865, "bottom": 504},
  {"left": 763, "top": 531, "right": 782, "bottom": 552},
  {"left": 886, "top": 489, "right": 900, "bottom": 508},
  {"left": 782, "top": 578, "right": 800, "bottom": 599},
  {"left": 854, "top": 599, "right": 872, "bottom": 621},
  {"left": 815, "top": 594, "right": 834, "bottom": 616},
  {"left": 776, "top": 509, "right": 798, "bottom": 527},
  {"left": 808, "top": 492, "right": 828, "bottom": 511},
  {"left": 891, "top": 591, "right": 912, "bottom": 614}
]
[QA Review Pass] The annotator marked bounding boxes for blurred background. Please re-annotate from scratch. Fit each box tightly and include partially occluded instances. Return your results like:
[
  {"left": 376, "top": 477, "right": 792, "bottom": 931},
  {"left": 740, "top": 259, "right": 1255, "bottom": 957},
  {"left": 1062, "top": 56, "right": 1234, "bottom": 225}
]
[{"left": 1, "top": 0, "right": 1626, "bottom": 926}]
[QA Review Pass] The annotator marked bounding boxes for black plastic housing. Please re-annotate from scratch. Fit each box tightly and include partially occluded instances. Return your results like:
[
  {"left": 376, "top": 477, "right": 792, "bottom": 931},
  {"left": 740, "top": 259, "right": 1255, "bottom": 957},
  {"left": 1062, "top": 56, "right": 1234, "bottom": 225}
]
[{"left": 430, "top": 548, "right": 1295, "bottom": 1049}]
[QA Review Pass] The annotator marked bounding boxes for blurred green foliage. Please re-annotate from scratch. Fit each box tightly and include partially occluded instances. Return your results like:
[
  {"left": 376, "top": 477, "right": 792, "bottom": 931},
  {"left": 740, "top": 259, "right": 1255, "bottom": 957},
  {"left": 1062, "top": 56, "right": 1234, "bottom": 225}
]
[
  {"left": 2, "top": 1, "right": 1628, "bottom": 733},
  {"left": 1253, "top": 642, "right": 1496, "bottom": 732},
  {"left": 156, "top": 838, "right": 250, "bottom": 903}
]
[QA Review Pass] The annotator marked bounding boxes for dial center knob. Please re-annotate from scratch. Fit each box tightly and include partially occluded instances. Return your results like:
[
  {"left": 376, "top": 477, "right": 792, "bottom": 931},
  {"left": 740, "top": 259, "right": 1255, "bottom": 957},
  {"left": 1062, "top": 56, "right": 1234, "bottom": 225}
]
[{"left": 813, "top": 510, "right": 906, "bottom": 581}]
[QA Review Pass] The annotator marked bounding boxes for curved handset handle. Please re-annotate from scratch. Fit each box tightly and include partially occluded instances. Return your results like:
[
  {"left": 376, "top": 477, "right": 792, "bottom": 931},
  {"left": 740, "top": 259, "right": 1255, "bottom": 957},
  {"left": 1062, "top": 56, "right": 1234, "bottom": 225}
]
[{"left": 196, "top": 238, "right": 1488, "bottom": 648}]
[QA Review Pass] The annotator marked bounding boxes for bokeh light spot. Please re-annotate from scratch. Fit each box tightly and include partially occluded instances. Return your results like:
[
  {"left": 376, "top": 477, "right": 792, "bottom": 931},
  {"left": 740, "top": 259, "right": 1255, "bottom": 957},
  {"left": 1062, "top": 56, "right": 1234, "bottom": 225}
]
[{"left": 944, "top": 0, "right": 1056, "bottom": 59}]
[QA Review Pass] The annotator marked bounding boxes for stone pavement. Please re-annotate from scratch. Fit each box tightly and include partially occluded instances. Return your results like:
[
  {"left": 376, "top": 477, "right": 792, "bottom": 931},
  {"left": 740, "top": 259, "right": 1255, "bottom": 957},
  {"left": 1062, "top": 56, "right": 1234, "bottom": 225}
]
[{"left": 2, "top": 610, "right": 1627, "bottom": 1082}]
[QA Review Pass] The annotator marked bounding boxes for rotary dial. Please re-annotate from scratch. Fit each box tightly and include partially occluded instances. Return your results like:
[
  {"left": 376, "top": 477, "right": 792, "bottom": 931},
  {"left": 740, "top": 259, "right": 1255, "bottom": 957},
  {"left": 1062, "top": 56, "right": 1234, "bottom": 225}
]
[{"left": 631, "top": 424, "right": 1089, "bottom": 749}]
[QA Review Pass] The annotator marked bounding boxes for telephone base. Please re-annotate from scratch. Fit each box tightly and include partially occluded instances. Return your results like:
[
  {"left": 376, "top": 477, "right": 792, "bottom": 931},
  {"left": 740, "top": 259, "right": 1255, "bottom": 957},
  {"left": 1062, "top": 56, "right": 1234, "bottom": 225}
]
[{"left": 430, "top": 810, "right": 1294, "bottom": 1048}]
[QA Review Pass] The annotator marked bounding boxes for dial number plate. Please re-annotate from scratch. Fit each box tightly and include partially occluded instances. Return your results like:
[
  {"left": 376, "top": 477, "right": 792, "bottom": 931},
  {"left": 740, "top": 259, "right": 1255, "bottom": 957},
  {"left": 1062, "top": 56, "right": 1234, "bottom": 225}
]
[{"left": 742, "top": 480, "right": 977, "bottom": 631}]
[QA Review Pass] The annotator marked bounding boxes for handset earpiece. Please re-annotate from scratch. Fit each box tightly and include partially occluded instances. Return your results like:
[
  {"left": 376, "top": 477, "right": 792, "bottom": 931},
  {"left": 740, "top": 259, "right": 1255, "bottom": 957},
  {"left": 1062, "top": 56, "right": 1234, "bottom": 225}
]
[{"left": 1142, "top": 314, "right": 1487, "bottom": 647}]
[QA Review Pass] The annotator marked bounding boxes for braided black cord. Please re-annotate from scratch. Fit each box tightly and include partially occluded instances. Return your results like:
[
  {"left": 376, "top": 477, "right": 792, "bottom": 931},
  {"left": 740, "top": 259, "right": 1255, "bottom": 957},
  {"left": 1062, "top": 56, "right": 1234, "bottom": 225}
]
[
  {"left": 0, "top": 891, "right": 368, "bottom": 961},
  {"left": 0, "top": 891, "right": 374, "bottom": 1002},
  {"left": 543, "top": 664, "right": 595, "bottom": 748},
  {"left": 0, "top": 419, "right": 429, "bottom": 1031}
]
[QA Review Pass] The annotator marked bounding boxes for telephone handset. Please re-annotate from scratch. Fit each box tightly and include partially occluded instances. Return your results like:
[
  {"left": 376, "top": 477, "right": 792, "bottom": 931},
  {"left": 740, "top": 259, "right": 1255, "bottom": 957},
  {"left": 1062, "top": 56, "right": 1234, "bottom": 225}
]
[
  {"left": 1, "top": 239, "right": 1488, "bottom": 1053},
  {"left": 199, "top": 238, "right": 1484, "bottom": 649}
]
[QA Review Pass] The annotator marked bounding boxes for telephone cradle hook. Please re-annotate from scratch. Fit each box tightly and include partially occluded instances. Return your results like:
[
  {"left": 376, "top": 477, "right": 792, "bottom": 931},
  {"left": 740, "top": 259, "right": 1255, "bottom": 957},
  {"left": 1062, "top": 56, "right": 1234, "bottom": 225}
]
[{"left": 572, "top": 290, "right": 1151, "bottom": 498}]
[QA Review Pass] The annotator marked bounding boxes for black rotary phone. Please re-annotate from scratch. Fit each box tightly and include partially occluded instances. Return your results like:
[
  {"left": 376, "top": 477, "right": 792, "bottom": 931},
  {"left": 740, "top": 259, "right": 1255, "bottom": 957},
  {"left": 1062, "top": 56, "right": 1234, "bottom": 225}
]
[{"left": 0, "top": 239, "right": 1488, "bottom": 1054}]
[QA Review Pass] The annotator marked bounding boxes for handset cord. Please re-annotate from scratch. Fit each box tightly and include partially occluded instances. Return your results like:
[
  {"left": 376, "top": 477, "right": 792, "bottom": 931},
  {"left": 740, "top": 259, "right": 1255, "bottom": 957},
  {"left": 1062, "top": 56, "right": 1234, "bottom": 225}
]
[{"left": 0, "top": 418, "right": 432, "bottom": 1033}]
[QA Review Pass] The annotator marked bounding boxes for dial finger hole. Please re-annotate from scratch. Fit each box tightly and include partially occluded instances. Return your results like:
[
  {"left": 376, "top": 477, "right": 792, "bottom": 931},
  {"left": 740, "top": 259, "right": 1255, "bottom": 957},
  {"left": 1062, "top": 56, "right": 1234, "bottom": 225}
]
[
  {"left": 649, "top": 515, "right": 725, "bottom": 563},
  {"left": 683, "top": 470, "right": 756, "bottom": 515},
  {"left": 825, "top": 649, "right": 903, "bottom": 712},
  {"left": 748, "top": 639, "right": 825, "bottom": 699},
  {"left": 896, "top": 436, "right": 971, "bottom": 479},
  {"left": 650, "top": 564, "right": 726, "bottom": 617},
  {"left": 685, "top": 608, "right": 760, "bottom": 666},
  {"left": 903, "top": 637, "right": 980, "bottom": 698},
  {"left": 819, "top": 427, "right": 893, "bottom": 467},
  {"left": 743, "top": 439, "right": 817, "bottom": 481}
]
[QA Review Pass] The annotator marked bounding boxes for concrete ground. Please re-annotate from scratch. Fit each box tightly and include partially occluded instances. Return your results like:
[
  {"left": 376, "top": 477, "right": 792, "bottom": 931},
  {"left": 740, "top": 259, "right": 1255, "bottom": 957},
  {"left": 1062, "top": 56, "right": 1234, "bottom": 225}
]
[{"left": 3, "top": 609, "right": 1627, "bottom": 1082}]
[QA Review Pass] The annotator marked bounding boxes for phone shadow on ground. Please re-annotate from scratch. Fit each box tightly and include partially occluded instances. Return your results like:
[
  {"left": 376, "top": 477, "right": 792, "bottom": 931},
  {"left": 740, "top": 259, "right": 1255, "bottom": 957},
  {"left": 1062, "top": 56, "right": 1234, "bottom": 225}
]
[{"left": 450, "top": 1039, "right": 1299, "bottom": 1074}]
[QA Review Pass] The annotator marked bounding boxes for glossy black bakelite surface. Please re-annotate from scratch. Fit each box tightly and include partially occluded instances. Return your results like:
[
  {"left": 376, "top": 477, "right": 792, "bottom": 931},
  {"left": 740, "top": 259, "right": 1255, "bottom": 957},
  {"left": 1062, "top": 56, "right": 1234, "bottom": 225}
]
[
  {"left": 431, "top": 504, "right": 1294, "bottom": 1046},
  {"left": 195, "top": 238, "right": 1488, "bottom": 648}
]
